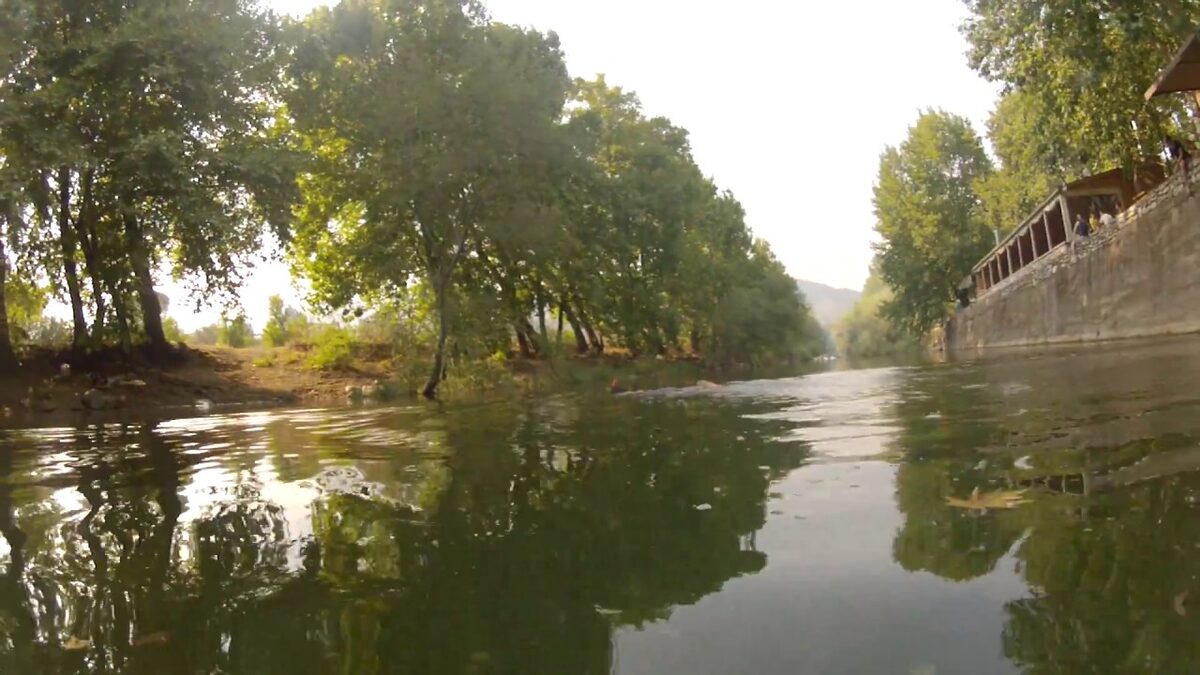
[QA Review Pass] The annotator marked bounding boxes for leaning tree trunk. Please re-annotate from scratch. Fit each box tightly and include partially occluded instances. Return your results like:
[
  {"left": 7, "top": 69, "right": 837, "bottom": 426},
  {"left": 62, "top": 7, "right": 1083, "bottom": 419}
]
[
  {"left": 515, "top": 326, "right": 534, "bottom": 359},
  {"left": 519, "top": 317, "right": 542, "bottom": 357},
  {"left": 584, "top": 321, "right": 603, "bottom": 354},
  {"left": 0, "top": 217, "right": 18, "bottom": 372},
  {"left": 577, "top": 306, "right": 603, "bottom": 355},
  {"left": 57, "top": 168, "right": 87, "bottom": 349},
  {"left": 560, "top": 299, "right": 589, "bottom": 354},
  {"left": 122, "top": 210, "right": 167, "bottom": 353}
]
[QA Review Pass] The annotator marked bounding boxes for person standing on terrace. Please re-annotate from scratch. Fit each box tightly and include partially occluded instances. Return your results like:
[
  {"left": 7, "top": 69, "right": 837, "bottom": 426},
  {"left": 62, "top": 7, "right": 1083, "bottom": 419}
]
[{"left": 1072, "top": 212, "right": 1090, "bottom": 255}]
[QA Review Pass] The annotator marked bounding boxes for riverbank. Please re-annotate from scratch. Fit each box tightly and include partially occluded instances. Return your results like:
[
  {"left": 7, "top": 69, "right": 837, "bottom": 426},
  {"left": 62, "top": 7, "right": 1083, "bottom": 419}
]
[{"left": 0, "top": 343, "right": 718, "bottom": 428}]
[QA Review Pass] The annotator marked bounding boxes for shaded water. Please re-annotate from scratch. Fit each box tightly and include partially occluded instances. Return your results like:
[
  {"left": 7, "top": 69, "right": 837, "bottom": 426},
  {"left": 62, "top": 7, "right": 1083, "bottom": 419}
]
[{"left": 4, "top": 339, "right": 1200, "bottom": 673}]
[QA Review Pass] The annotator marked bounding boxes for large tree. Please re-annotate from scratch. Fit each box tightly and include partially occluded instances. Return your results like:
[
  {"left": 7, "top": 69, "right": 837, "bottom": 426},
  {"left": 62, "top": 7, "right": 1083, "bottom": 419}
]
[
  {"left": 872, "top": 110, "right": 994, "bottom": 335},
  {"left": 963, "top": 0, "right": 1199, "bottom": 170},
  {"left": 0, "top": 0, "right": 295, "bottom": 355},
  {"left": 975, "top": 91, "right": 1080, "bottom": 239},
  {"left": 287, "top": 0, "right": 571, "bottom": 397}
]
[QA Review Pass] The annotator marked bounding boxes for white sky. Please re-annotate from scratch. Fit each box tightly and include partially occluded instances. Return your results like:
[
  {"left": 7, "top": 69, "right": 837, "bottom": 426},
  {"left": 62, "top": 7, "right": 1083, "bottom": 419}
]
[{"left": 96, "top": 0, "right": 1004, "bottom": 332}]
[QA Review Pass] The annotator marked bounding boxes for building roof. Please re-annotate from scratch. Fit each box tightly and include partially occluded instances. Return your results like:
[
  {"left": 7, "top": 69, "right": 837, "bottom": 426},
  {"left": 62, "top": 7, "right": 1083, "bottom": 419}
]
[{"left": 1146, "top": 31, "right": 1200, "bottom": 99}]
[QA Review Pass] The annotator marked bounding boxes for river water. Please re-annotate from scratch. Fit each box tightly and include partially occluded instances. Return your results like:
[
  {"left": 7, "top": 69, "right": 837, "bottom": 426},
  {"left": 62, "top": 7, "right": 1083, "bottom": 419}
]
[{"left": 3, "top": 338, "right": 1200, "bottom": 674}]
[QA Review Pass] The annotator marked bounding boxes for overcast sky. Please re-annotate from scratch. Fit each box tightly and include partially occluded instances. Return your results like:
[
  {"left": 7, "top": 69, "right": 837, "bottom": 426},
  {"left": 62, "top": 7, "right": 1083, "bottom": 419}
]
[{"left": 154, "top": 0, "right": 1001, "bottom": 331}]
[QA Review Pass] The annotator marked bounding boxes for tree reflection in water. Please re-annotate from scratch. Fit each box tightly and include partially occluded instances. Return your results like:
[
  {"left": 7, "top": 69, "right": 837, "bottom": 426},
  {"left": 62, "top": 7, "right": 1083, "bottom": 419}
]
[
  {"left": 890, "top": 341, "right": 1200, "bottom": 672},
  {"left": 0, "top": 394, "right": 806, "bottom": 674}
]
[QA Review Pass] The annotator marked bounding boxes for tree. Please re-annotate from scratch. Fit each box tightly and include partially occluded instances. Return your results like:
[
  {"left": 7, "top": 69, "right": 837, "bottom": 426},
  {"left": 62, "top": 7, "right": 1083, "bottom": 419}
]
[
  {"left": 287, "top": 0, "right": 570, "bottom": 397},
  {"left": 217, "top": 312, "right": 254, "bottom": 348},
  {"left": 975, "top": 91, "right": 1074, "bottom": 239},
  {"left": 162, "top": 316, "right": 184, "bottom": 344},
  {"left": 872, "top": 110, "right": 994, "bottom": 335},
  {"left": 190, "top": 323, "right": 220, "bottom": 346},
  {"left": 262, "top": 295, "right": 289, "bottom": 348},
  {"left": 833, "top": 262, "right": 918, "bottom": 358},
  {"left": 0, "top": 0, "right": 297, "bottom": 356},
  {"left": 963, "top": 0, "right": 1199, "bottom": 171}
]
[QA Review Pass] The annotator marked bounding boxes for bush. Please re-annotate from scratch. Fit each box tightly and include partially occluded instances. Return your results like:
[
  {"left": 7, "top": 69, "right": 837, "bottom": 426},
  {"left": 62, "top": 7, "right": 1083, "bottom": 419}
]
[
  {"left": 307, "top": 326, "right": 355, "bottom": 370},
  {"left": 217, "top": 313, "right": 254, "bottom": 348},
  {"left": 24, "top": 317, "right": 72, "bottom": 348},
  {"left": 262, "top": 295, "right": 310, "bottom": 347},
  {"left": 163, "top": 316, "right": 185, "bottom": 344},
  {"left": 190, "top": 323, "right": 220, "bottom": 345}
]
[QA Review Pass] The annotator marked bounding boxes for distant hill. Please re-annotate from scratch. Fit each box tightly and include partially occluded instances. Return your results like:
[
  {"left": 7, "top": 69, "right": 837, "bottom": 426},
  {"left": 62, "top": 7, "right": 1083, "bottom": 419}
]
[{"left": 795, "top": 279, "right": 861, "bottom": 327}]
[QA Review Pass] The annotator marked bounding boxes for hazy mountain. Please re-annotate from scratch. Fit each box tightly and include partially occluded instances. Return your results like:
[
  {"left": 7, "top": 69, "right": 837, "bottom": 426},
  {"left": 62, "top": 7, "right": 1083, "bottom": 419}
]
[{"left": 796, "top": 279, "right": 861, "bottom": 327}]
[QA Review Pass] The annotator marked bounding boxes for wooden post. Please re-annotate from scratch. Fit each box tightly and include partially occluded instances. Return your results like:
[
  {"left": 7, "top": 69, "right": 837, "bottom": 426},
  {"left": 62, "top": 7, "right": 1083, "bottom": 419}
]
[
  {"left": 1060, "top": 194, "right": 1074, "bottom": 243},
  {"left": 1042, "top": 212, "right": 1053, "bottom": 252}
]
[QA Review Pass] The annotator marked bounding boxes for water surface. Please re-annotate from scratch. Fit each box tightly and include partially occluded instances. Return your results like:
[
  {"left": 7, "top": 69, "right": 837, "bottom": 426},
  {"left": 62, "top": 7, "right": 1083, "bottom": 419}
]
[{"left": 4, "top": 338, "right": 1200, "bottom": 673}]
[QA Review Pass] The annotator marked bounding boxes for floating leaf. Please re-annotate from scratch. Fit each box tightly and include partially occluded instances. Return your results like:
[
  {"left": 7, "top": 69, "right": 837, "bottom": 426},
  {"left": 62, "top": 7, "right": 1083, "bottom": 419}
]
[
  {"left": 946, "top": 488, "right": 1028, "bottom": 511},
  {"left": 133, "top": 631, "right": 170, "bottom": 647},
  {"left": 64, "top": 636, "right": 90, "bottom": 651},
  {"left": 1175, "top": 590, "right": 1189, "bottom": 617}
]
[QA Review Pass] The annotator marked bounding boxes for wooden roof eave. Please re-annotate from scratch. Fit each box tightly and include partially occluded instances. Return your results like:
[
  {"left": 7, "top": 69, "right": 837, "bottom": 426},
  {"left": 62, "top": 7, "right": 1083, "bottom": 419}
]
[{"left": 1146, "top": 31, "right": 1200, "bottom": 100}]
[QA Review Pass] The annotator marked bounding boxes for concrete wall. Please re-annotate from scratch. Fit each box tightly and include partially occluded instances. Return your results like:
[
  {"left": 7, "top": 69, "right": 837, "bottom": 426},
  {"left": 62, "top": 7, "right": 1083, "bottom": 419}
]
[{"left": 947, "top": 170, "right": 1200, "bottom": 352}]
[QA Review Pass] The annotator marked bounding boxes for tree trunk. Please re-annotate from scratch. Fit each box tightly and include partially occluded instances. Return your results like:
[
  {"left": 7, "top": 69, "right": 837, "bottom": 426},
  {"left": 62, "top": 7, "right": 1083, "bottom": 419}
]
[
  {"left": 577, "top": 307, "right": 603, "bottom": 355},
  {"left": 122, "top": 210, "right": 167, "bottom": 353},
  {"left": 0, "top": 217, "right": 18, "bottom": 372},
  {"left": 423, "top": 281, "right": 449, "bottom": 399},
  {"left": 57, "top": 168, "right": 87, "bottom": 349},
  {"left": 520, "top": 317, "right": 542, "bottom": 356},
  {"left": 583, "top": 321, "right": 603, "bottom": 354},
  {"left": 556, "top": 307, "right": 564, "bottom": 346},
  {"left": 515, "top": 325, "right": 534, "bottom": 359},
  {"left": 690, "top": 327, "right": 702, "bottom": 354},
  {"left": 535, "top": 282, "right": 549, "bottom": 344},
  {"left": 76, "top": 170, "right": 107, "bottom": 341},
  {"left": 110, "top": 280, "right": 132, "bottom": 353},
  {"left": 561, "top": 299, "right": 589, "bottom": 354}
]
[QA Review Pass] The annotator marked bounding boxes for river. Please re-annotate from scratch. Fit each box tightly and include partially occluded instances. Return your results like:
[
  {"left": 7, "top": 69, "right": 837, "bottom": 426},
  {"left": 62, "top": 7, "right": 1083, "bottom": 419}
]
[{"left": 3, "top": 337, "right": 1200, "bottom": 673}]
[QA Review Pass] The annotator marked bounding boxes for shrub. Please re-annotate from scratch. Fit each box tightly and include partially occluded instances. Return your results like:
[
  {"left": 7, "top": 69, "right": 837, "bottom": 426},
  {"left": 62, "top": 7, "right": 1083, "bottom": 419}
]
[
  {"left": 190, "top": 323, "right": 220, "bottom": 345},
  {"left": 217, "top": 313, "right": 254, "bottom": 348},
  {"left": 308, "top": 326, "right": 355, "bottom": 370},
  {"left": 163, "top": 317, "right": 185, "bottom": 344}
]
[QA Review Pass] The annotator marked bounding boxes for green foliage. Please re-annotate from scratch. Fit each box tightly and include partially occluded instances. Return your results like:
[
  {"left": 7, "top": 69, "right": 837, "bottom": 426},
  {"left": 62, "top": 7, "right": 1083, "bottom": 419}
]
[
  {"left": 217, "top": 313, "right": 254, "bottom": 349},
  {"left": 162, "top": 317, "right": 185, "bottom": 344},
  {"left": 963, "top": 0, "right": 1197, "bottom": 172},
  {"left": 262, "top": 295, "right": 306, "bottom": 348},
  {"left": 190, "top": 324, "right": 220, "bottom": 346},
  {"left": 873, "top": 110, "right": 995, "bottom": 336},
  {"left": 711, "top": 242, "right": 822, "bottom": 366},
  {"left": 5, "top": 275, "right": 47, "bottom": 347},
  {"left": 834, "top": 263, "right": 919, "bottom": 358},
  {"left": 0, "top": 0, "right": 298, "bottom": 354},
  {"left": 283, "top": 2, "right": 821, "bottom": 392},
  {"left": 0, "top": 0, "right": 820, "bottom": 381},
  {"left": 308, "top": 326, "right": 355, "bottom": 371},
  {"left": 24, "top": 317, "right": 72, "bottom": 348},
  {"left": 975, "top": 92, "right": 1067, "bottom": 238}
]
